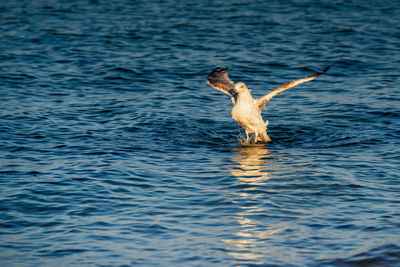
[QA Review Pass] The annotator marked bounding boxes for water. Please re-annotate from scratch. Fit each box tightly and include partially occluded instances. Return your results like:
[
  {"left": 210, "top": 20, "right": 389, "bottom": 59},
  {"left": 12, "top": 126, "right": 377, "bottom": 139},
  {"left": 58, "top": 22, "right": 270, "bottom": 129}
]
[{"left": 1, "top": 0, "right": 399, "bottom": 266}]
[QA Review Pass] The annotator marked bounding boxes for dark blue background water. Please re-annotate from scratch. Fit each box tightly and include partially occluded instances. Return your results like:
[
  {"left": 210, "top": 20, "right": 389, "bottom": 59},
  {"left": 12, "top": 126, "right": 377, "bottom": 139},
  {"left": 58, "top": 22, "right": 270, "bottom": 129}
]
[{"left": 1, "top": 0, "right": 399, "bottom": 266}]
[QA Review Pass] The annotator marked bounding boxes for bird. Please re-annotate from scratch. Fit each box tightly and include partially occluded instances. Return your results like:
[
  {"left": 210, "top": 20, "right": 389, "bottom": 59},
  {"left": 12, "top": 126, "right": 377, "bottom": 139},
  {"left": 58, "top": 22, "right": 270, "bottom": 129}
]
[{"left": 206, "top": 66, "right": 329, "bottom": 143}]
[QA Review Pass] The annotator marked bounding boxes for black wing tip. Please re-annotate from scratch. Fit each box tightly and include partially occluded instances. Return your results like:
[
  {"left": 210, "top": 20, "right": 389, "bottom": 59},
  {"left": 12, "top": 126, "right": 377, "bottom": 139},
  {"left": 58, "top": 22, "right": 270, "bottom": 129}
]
[
  {"left": 320, "top": 66, "right": 330, "bottom": 73},
  {"left": 207, "top": 67, "right": 229, "bottom": 80},
  {"left": 312, "top": 66, "right": 330, "bottom": 77},
  {"left": 211, "top": 67, "right": 229, "bottom": 73}
]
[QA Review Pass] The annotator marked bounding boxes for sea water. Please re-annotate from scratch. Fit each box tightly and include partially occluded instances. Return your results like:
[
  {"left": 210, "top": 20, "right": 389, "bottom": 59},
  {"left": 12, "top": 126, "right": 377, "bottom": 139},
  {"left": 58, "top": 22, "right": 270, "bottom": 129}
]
[{"left": 0, "top": 0, "right": 399, "bottom": 266}]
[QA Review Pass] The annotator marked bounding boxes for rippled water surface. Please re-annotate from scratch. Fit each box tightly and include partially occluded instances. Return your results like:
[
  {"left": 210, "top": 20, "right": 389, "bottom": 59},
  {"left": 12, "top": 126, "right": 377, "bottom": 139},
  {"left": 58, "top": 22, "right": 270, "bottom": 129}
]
[{"left": 1, "top": 0, "right": 400, "bottom": 266}]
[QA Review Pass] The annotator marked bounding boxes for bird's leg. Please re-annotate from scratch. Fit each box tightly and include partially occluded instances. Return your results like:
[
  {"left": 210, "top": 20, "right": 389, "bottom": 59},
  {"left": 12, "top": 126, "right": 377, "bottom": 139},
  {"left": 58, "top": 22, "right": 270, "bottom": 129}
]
[
  {"left": 254, "top": 133, "right": 258, "bottom": 143},
  {"left": 245, "top": 132, "right": 249, "bottom": 143}
]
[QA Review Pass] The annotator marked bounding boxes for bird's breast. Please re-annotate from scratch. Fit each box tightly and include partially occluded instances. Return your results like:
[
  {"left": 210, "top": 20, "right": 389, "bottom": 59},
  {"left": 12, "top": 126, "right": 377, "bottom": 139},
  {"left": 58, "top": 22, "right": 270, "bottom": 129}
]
[{"left": 231, "top": 103, "right": 259, "bottom": 124}]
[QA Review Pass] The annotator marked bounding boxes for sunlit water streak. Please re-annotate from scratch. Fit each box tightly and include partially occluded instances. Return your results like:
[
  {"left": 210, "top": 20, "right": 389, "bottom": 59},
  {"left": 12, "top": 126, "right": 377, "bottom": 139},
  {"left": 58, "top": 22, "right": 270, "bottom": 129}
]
[{"left": 1, "top": 0, "right": 399, "bottom": 266}]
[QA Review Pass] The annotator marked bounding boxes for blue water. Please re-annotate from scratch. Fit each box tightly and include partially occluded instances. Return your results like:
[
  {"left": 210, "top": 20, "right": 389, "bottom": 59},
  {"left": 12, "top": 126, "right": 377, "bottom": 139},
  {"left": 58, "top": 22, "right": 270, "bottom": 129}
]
[{"left": 1, "top": 0, "right": 400, "bottom": 266}]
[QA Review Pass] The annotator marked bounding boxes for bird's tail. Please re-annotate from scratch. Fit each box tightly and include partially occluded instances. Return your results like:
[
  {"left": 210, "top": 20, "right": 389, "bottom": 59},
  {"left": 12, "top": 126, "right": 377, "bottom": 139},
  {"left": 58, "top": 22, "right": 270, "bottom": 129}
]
[
  {"left": 259, "top": 132, "right": 271, "bottom": 142},
  {"left": 254, "top": 122, "right": 271, "bottom": 143},
  {"left": 260, "top": 121, "right": 271, "bottom": 142}
]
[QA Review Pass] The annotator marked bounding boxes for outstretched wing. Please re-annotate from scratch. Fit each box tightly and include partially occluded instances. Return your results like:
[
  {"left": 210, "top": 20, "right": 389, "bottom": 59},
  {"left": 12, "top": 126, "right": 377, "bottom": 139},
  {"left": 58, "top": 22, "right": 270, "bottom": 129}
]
[
  {"left": 256, "top": 66, "right": 330, "bottom": 109},
  {"left": 206, "top": 67, "right": 237, "bottom": 105}
]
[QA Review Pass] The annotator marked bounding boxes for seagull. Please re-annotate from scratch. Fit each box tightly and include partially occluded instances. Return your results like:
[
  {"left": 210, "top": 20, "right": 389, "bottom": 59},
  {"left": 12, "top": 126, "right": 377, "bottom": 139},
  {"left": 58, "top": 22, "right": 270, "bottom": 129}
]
[{"left": 206, "top": 66, "right": 329, "bottom": 143}]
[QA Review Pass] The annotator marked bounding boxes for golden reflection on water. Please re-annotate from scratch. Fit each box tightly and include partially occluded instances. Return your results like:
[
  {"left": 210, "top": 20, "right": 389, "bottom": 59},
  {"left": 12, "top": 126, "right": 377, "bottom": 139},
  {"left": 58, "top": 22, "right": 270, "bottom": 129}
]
[
  {"left": 230, "top": 144, "right": 272, "bottom": 186},
  {"left": 224, "top": 144, "right": 283, "bottom": 264}
]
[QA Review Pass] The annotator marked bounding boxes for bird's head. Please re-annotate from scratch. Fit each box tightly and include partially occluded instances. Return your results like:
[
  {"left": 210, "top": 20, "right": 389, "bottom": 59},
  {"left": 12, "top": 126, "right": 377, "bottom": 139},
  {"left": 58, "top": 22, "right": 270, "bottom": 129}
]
[{"left": 231, "top": 82, "right": 249, "bottom": 94}]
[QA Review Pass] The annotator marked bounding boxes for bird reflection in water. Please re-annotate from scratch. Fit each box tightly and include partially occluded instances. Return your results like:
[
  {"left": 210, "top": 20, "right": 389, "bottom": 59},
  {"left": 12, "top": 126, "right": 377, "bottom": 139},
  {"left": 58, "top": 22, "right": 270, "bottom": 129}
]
[
  {"left": 230, "top": 144, "right": 272, "bottom": 185},
  {"left": 224, "top": 144, "right": 284, "bottom": 264}
]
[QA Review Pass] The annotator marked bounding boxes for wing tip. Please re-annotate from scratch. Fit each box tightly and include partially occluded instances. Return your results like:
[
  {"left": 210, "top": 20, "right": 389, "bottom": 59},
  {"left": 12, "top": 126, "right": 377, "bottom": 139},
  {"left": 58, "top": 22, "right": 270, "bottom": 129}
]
[
  {"left": 319, "top": 66, "right": 330, "bottom": 74},
  {"left": 210, "top": 67, "right": 229, "bottom": 74},
  {"left": 206, "top": 67, "right": 232, "bottom": 84}
]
